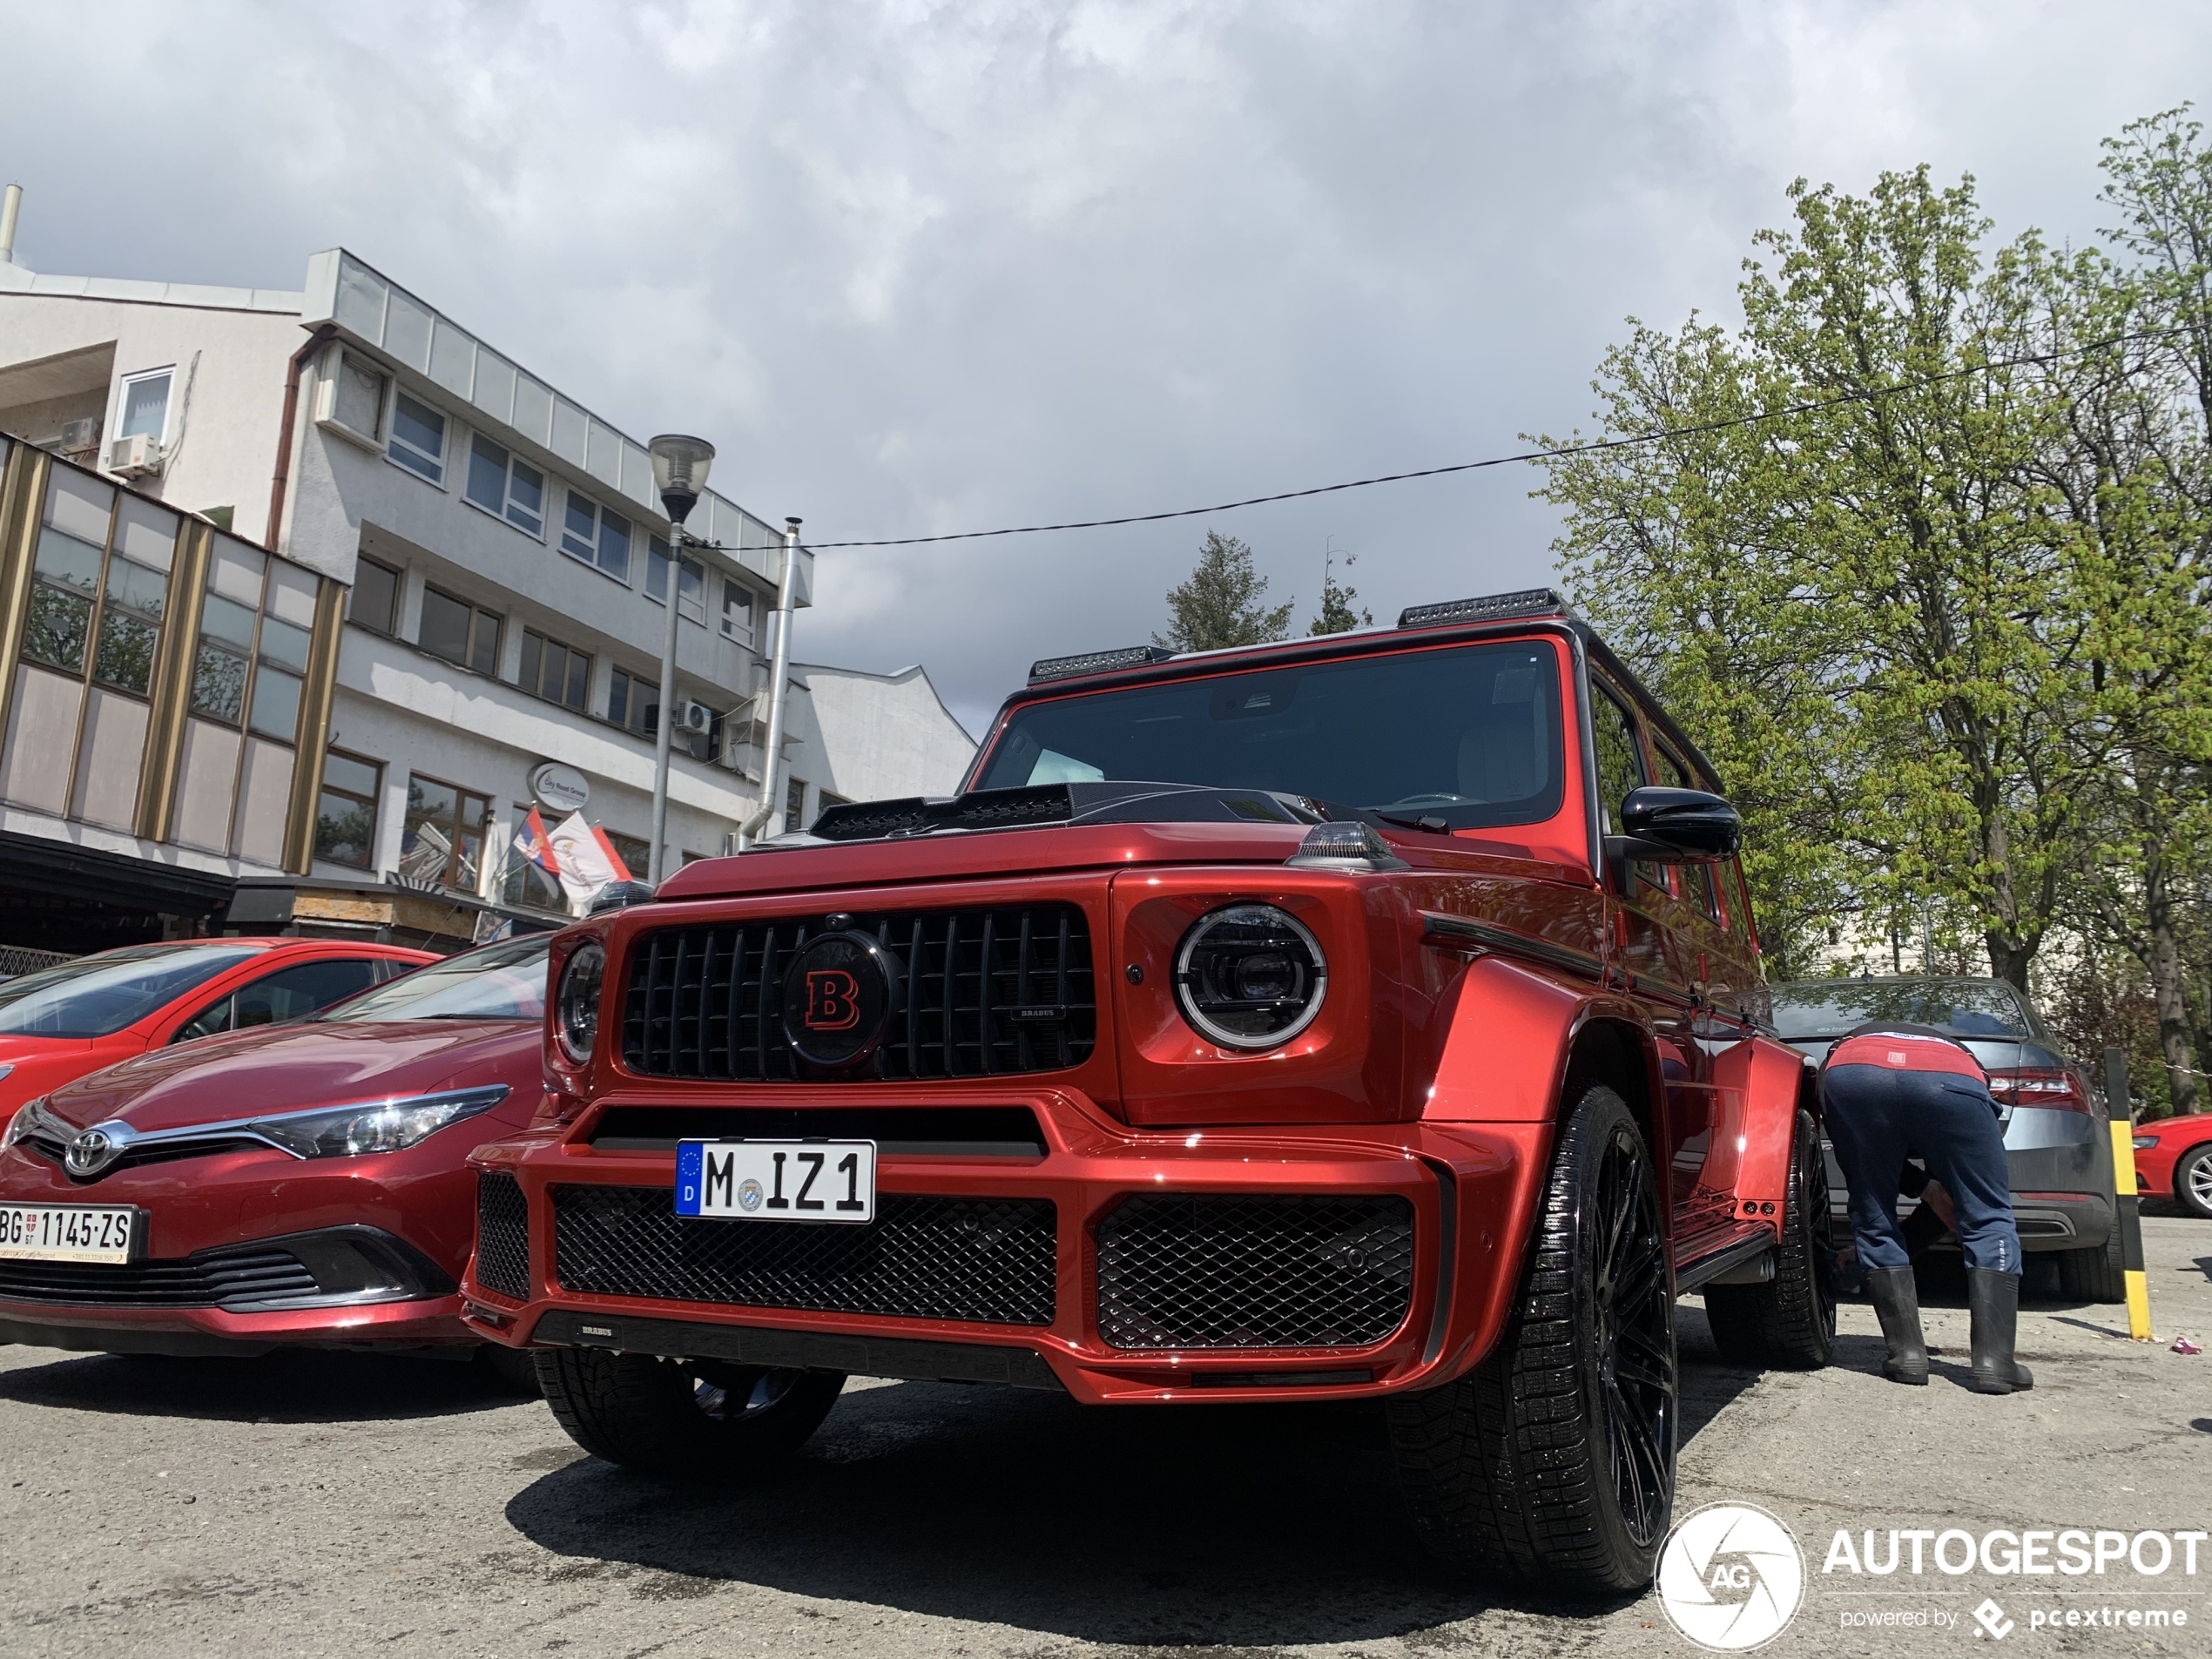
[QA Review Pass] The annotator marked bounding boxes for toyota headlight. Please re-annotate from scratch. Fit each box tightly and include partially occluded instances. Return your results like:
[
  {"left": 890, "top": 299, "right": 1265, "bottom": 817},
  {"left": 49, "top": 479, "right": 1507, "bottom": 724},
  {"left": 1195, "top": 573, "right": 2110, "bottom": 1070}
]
[
  {"left": 556, "top": 941, "right": 606, "bottom": 1065},
  {"left": 1173, "top": 903, "right": 1327, "bottom": 1050},
  {"left": 247, "top": 1087, "right": 509, "bottom": 1159}
]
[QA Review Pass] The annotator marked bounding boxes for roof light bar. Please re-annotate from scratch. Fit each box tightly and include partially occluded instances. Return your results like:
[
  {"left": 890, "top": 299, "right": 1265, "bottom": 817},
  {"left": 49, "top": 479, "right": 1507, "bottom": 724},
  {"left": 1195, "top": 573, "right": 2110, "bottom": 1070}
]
[
  {"left": 1028, "top": 644, "right": 1177, "bottom": 684},
  {"left": 1396, "top": 587, "right": 1572, "bottom": 630}
]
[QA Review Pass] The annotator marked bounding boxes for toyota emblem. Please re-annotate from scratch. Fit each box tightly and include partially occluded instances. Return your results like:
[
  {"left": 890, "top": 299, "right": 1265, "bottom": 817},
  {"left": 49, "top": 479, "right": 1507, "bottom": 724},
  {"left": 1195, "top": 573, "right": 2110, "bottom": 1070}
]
[
  {"left": 780, "top": 931, "right": 900, "bottom": 1070},
  {"left": 64, "top": 1121, "right": 133, "bottom": 1178}
]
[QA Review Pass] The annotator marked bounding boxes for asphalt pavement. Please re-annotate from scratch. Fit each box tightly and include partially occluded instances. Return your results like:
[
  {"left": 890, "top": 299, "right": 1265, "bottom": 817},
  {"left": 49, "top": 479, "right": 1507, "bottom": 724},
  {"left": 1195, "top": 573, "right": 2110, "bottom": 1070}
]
[{"left": 3, "top": 1213, "right": 2209, "bottom": 1659}]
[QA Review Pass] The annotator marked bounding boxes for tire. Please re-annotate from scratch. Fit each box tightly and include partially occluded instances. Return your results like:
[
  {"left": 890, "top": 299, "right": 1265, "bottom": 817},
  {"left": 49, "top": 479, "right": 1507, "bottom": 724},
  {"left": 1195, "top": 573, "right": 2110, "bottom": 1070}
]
[
  {"left": 1385, "top": 1084, "right": 1676, "bottom": 1596},
  {"left": 535, "top": 1347, "right": 845, "bottom": 1480},
  {"left": 2175, "top": 1143, "right": 2212, "bottom": 1221},
  {"left": 2058, "top": 1219, "right": 2127, "bottom": 1305},
  {"left": 475, "top": 1343, "right": 543, "bottom": 1397},
  {"left": 1704, "top": 1109, "right": 1837, "bottom": 1369}
]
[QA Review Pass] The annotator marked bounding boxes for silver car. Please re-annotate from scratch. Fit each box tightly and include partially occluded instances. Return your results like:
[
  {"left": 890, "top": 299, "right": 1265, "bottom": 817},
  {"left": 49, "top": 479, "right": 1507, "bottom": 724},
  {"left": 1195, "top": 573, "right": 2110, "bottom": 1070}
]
[{"left": 1766, "top": 976, "right": 2122, "bottom": 1303}]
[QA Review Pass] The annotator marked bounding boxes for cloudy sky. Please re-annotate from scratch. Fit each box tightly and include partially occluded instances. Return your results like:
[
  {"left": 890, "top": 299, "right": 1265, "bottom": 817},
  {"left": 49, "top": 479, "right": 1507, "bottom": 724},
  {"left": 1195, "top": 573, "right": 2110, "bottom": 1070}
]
[{"left": 4, "top": 1, "right": 2207, "bottom": 732}]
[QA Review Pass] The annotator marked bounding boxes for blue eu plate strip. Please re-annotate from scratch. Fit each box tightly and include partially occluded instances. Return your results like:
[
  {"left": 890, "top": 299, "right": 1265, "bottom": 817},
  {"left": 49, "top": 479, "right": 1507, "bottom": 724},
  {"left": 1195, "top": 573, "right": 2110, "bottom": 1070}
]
[{"left": 674, "top": 1141, "right": 704, "bottom": 1216}]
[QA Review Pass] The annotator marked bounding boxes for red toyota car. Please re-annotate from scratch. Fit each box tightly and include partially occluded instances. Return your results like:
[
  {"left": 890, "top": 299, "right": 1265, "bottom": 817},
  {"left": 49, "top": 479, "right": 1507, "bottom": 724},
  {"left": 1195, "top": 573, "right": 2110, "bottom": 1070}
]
[
  {"left": 0, "top": 934, "right": 547, "bottom": 1371},
  {"left": 469, "top": 587, "right": 1828, "bottom": 1597},
  {"left": 2130, "top": 1114, "right": 2212, "bottom": 1219},
  {"left": 0, "top": 936, "right": 435, "bottom": 1130}
]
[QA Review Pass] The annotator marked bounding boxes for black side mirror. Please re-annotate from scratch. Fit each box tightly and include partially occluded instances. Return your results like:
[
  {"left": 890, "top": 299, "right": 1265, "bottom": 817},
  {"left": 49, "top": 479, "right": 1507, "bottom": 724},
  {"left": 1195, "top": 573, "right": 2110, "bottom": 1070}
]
[{"left": 1614, "top": 786, "right": 1742, "bottom": 860}]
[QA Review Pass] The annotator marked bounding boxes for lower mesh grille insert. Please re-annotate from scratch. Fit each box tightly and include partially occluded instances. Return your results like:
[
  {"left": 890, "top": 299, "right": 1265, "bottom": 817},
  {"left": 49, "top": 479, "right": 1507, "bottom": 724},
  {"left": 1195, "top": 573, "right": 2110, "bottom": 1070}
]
[
  {"left": 0, "top": 1244, "right": 320, "bottom": 1309},
  {"left": 474, "top": 1171, "right": 531, "bottom": 1300},
  {"left": 553, "top": 1185, "right": 1057, "bottom": 1326},
  {"left": 1096, "top": 1193, "right": 1415, "bottom": 1349}
]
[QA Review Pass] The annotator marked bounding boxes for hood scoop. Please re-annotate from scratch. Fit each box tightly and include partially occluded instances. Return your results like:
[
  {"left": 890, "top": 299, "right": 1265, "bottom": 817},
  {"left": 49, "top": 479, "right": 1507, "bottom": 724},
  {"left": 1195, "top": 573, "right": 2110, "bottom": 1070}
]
[{"left": 800, "top": 781, "right": 1329, "bottom": 846}]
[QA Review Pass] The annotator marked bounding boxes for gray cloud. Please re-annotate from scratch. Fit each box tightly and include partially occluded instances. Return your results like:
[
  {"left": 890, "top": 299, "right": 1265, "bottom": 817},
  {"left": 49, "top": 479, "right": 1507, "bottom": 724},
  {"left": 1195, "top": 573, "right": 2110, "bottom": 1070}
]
[{"left": 3, "top": 0, "right": 2205, "bottom": 732}]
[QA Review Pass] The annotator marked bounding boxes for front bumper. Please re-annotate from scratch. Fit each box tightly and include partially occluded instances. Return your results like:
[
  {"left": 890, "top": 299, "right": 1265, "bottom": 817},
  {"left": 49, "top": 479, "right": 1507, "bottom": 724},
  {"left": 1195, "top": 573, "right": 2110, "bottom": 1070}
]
[
  {"left": 464, "top": 1088, "right": 1551, "bottom": 1406},
  {"left": 0, "top": 1141, "right": 475, "bottom": 1355}
]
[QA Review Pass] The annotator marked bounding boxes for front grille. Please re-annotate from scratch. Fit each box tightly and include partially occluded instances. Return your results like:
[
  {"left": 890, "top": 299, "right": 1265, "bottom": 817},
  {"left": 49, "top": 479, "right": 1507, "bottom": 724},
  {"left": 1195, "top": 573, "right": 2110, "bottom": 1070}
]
[
  {"left": 621, "top": 903, "right": 1096, "bottom": 1082},
  {"left": 553, "top": 1184, "right": 1057, "bottom": 1326},
  {"left": 1096, "top": 1193, "right": 1416, "bottom": 1349},
  {"left": 474, "top": 1171, "right": 531, "bottom": 1299},
  {"left": 0, "top": 1244, "right": 320, "bottom": 1309}
]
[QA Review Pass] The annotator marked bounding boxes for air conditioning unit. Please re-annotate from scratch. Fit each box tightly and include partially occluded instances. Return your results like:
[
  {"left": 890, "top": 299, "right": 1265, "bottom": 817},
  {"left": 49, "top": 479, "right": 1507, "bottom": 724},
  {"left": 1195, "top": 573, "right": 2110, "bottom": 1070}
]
[
  {"left": 58, "top": 418, "right": 98, "bottom": 454},
  {"left": 107, "top": 432, "right": 163, "bottom": 477},
  {"left": 677, "top": 701, "right": 715, "bottom": 735}
]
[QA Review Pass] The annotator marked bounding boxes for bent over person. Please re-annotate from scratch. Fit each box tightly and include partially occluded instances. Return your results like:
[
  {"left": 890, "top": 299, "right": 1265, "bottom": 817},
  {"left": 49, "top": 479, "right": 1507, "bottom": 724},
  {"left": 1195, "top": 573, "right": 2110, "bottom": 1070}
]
[{"left": 1821, "top": 1021, "right": 2032, "bottom": 1395}]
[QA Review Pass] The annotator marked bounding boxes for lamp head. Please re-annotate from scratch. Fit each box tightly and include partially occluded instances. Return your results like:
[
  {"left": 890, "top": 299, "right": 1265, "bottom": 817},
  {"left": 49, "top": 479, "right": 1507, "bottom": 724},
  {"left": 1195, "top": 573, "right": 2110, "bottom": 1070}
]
[{"left": 648, "top": 434, "right": 715, "bottom": 527}]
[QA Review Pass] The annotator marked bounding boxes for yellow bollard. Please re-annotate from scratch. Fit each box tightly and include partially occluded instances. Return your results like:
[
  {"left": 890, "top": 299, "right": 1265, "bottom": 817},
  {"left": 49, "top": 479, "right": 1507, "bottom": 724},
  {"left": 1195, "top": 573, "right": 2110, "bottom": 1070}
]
[{"left": 2104, "top": 1049, "right": 2154, "bottom": 1341}]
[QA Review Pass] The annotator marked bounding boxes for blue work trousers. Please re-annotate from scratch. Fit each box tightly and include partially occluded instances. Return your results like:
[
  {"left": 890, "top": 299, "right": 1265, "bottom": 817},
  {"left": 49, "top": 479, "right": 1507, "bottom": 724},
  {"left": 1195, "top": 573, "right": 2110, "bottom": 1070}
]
[{"left": 1823, "top": 1062, "right": 2021, "bottom": 1277}]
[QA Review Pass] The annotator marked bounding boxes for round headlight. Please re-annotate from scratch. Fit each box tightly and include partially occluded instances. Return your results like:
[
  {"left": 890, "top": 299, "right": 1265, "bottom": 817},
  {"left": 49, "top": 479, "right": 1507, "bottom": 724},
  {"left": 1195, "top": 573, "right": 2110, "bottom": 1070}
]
[
  {"left": 555, "top": 941, "right": 606, "bottom": 1065},
  {"left": 1173, "top": 904, "right": 1327, "bottom": 1051}
]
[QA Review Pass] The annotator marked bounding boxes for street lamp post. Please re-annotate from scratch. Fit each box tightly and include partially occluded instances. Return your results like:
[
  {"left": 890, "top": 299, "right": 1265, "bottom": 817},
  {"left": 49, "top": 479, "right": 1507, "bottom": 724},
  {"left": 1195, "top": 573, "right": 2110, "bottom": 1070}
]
[{"left": 646, "top": 434, "right": 715, "bottom": 887}]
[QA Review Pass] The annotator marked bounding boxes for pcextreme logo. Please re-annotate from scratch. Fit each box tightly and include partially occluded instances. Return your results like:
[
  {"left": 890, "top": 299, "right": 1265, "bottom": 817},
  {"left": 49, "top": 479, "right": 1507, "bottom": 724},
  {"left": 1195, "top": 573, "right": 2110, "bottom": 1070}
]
[{"left": 1656, "top": 1502, "right": 1807, "bottom": 1651}]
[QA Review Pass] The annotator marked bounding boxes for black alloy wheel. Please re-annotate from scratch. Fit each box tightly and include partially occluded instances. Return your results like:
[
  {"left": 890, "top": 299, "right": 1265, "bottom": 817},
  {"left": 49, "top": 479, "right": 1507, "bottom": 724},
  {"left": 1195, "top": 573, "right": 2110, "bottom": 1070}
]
[
  {"left": 1704, "top": 1109, "right": 1837, "bottom": 1369},
  {"left": 536, "top": 1346, "right": 846, "bottom": 1480},
  {"left": 1386, "top": 1083, "right": 1677, "bottom": 1595}
]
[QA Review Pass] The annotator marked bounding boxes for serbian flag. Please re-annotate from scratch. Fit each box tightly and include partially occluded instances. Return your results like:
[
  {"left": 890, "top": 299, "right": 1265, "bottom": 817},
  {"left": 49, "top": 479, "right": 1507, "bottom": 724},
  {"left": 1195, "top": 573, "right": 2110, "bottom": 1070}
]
[
  {"left": 549, "top": 812, "right": 634, "bottom": 912},
  {"left": 513, "top": 807, "right": 562, "bottom": 880}
]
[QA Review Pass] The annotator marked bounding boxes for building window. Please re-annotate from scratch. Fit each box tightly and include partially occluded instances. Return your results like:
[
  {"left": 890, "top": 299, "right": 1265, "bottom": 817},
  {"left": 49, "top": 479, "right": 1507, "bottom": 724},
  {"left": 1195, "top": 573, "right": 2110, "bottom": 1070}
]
[
  {"left": 819, "top": 789, "right": 853, "bottom": 812},
  {"left": 185, "top": 537, "right": 319, "bottom": 744},
  {"left": 118, "top": 369, "right": 172, "bottom": 443},
  {"left": 785, "top": 775, "right": 807, "bottom": 830},
  {"left": 520, "top": 628, "right": 590, "bottom": 711},
  {"left": 607, "top": 666, "right": 658, "bottom": 737},
  {"left": 400, "top": 773, "right": 489, "bottom": 890},
  {"left": 463, "top": 434, "right": 546, "bottom": 538},
  {"left": 646, "top": 536, "right": 705, "bottom": 623},
  {"left": 349, "top": 555, "right": 400, "bottom": 634},
  {"left": 386, "top": 391, "right": 448, "bottom": 483},
  {"left": 419, "top": 584, "right": 500, "bottom": 675},
  {"left": 314, "top": 751, "right": 381, "bottom": 869},
  {"left": 603, "top": 830, "right": 648, "bottom": 881},
  {"left": 720, "top": 579, "right": 756, "bottom": 647},
  {"left": 559, "top": 491, "right": 631, "bottom": 581}
]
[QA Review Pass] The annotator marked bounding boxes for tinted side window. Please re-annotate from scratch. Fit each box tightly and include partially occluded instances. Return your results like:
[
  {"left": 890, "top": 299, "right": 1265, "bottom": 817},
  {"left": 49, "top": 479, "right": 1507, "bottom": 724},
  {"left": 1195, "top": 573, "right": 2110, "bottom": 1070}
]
[
  {"left": 172, "top": 958, "right": 381, "bottom": 1042},
  {"left": 1589, "top": 686, "right": 1647, "bottom": 834}
]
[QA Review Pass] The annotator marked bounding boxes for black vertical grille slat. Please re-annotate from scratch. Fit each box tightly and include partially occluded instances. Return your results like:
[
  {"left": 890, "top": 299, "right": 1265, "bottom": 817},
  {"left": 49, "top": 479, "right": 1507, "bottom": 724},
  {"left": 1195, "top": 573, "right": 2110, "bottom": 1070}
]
[
  {"left": 620, "top": 904, "right": 1095, "bottom": 1083},
  {"left": 475, "top": 1170, "right": 531, "bottom": 1301}
]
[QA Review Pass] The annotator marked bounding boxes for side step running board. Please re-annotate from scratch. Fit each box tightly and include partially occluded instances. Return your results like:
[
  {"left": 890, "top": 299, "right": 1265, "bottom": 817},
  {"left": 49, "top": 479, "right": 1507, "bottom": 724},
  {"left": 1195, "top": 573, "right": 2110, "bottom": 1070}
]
[{"left": 1675, "top": 1231, "right": 1776, "bottom": 1294}]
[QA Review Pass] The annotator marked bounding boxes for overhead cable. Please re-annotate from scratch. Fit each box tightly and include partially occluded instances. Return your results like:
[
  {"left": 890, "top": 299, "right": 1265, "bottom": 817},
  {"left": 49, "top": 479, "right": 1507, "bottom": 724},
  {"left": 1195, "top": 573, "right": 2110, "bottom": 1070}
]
[{"left": 797, "top": 324, "right": 2193, "bottom": 550}]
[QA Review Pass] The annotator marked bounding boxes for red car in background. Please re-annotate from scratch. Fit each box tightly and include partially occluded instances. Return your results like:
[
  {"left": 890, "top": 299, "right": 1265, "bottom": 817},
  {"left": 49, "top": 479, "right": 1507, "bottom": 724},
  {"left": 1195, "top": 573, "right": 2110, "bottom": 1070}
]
[
  {"left": 0, "top": 937, "right": 435, "bottom": 1129},
  {"left": 0, "top": 934, "right": 548, "bottom": 1372},
  {"left": 2130, "top": 1114, "right": 2212, "bottom": 1219}
]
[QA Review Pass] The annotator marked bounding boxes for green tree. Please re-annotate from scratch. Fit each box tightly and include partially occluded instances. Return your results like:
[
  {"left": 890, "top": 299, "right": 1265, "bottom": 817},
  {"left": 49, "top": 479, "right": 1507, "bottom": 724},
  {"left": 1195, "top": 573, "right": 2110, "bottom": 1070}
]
[
  {"left": 1155, "top": 531, "right": 1292, "bottom": 651},
  {"left": 1309, "top": 551, "right": 1372, "bottom": 635}
]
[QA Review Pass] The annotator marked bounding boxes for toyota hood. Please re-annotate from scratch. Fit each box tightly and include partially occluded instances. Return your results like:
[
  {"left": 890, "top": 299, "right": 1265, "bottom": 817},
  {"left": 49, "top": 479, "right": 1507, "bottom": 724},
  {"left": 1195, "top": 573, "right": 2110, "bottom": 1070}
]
[{"left": 39, "top": 1020, "right": 542, "bottom": 1136}]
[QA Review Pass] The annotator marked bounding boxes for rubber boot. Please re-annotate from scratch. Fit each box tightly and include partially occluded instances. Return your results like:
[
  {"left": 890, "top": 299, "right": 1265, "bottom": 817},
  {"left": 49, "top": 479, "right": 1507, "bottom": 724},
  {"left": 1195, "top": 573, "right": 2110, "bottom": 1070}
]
[
  {"left": 1865, "top": 1265, "right": 1929, "bottom": 1385},
  {"left": 1967, "top": 1266, "right": 2033, "bottom": 1394}
]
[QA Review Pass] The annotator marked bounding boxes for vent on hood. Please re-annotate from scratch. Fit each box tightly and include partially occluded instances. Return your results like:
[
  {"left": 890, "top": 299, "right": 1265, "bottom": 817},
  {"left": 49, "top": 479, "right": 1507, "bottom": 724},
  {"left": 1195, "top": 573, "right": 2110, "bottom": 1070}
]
[{"left": 807, "top": 781, "right": 1325, "bottom": 846}]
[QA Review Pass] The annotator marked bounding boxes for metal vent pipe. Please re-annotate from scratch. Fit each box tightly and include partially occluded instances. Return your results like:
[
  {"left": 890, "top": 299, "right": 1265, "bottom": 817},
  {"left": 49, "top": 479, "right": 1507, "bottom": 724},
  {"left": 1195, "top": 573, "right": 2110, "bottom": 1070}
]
[{"left": 0, "top": 185, "right": 21, "bottom": 264}]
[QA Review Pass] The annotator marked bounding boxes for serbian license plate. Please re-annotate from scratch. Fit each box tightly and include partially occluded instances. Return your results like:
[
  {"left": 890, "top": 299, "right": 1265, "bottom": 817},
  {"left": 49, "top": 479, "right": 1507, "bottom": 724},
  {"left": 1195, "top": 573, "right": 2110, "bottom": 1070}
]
[
  {"left": 675, "top": 1140, "right": 877, "bottom": 1224},
  {"left": 0, "top": 1203, "right": 139, "bottom": 1264}
]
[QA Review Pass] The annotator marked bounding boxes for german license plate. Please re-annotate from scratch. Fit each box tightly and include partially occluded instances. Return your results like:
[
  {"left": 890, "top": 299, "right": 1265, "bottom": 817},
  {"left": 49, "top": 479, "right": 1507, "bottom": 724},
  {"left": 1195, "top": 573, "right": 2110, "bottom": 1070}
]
[
  {"left": 675, "top": 1140, "right": 876, "bottom": 1224},
  {"left": 0, "top": 1203, "right": 138, "bottom": 1264}
]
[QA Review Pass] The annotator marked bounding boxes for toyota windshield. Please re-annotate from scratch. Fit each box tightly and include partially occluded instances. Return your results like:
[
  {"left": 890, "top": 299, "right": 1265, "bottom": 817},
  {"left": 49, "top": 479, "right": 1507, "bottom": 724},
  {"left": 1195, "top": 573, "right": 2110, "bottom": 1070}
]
[{"left": 974, "top": 639, "right": 1565, "bottom": 831}]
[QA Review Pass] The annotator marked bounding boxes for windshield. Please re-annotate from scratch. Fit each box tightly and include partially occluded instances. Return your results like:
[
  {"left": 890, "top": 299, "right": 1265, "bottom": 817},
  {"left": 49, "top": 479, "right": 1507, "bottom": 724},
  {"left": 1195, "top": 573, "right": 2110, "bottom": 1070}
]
[
  {"left": 0, "top": 944, "right": 266, "bottom": 1038},
  {"left": 1768, "top": 979, "right": 2034, "bottom": 1042},
  {"left": 323, "top": 934, "right": 550, "bottom": 1023},
  {"left": 975, "top": 640, "right": 1565, "bottom": 830}
]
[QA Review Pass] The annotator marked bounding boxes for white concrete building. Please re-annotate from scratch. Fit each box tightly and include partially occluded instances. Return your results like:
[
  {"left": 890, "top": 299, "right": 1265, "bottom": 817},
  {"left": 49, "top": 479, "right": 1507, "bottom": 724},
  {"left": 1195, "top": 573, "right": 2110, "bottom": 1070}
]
[{"left": 0, "top": 241, "right": 973, "bottom": 950}]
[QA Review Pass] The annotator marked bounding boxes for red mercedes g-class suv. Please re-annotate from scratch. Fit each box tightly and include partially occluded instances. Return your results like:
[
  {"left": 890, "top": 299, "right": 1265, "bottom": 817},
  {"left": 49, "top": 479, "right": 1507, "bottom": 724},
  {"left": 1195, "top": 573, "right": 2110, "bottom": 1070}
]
[{"left": 466, "top": 587, "right": 1830, "bottom": 1595}]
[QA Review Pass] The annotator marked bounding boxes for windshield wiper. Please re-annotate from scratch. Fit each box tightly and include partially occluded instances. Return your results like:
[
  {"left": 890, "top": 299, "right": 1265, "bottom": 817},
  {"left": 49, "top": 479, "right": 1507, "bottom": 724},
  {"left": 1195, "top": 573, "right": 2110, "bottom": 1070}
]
[{"left": 1369, "top": 810, "right": 1454, "bottom": 834}]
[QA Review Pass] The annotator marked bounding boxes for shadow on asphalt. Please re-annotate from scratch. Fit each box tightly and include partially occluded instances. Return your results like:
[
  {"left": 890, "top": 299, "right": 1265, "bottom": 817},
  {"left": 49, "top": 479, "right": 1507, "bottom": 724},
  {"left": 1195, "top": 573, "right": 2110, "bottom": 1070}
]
[
  {"left": 502, "top": 1346, "right": 1764, "bottom": 1645},
  {"left": 0, "top": 1346, "right": 524, "bottom": 1422}
]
